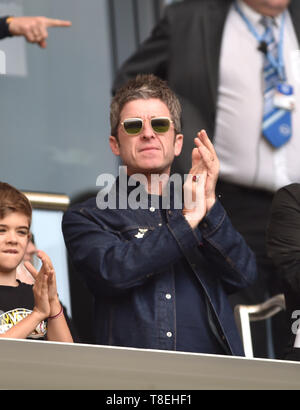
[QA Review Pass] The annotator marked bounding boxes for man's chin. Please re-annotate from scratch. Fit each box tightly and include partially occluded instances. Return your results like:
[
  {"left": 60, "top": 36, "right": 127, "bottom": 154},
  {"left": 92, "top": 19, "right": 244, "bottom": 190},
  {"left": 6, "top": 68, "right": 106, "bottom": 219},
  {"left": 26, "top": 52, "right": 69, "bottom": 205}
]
[
  {"left": 134, "top": 159, "right": 171, "bottom": 173},
  {"left": 139, "top": 166, "right": 170, "bottom": 176}
]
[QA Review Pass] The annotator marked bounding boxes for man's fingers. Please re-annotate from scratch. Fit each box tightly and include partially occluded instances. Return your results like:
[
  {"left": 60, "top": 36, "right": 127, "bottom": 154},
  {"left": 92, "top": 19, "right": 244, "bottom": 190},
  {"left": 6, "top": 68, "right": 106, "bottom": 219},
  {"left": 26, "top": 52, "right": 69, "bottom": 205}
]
[
  {"left": 38, "top": 40, "right": 47, "bottom": 48},
  {"left": 184, "top": 172, "right": 206, "bottom": 209},
  {"left": 198, "top": 130, "right": 218, "bottom": 157},
  {"left": 45, "top": 18, "right": 72, "bottom": 28},
  {"left": 40, "top": 26, "right": 49, "bottom": 39},
  {"left": 195, "top": 133, "right": 219, "bottom": 168},
  {"left": 194, "top": 137, "right": 213, "bottom": 165},
  {"left": 191, "top": 147, "right": 201, "bottom": 168}
]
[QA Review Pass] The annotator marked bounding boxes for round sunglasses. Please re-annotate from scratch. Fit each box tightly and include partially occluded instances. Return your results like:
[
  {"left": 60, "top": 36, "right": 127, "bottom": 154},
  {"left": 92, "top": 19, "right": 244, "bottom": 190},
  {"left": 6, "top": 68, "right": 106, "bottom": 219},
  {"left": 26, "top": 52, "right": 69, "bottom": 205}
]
[{"left": 120, "top": 117, "right": 173, "bottom": 136}]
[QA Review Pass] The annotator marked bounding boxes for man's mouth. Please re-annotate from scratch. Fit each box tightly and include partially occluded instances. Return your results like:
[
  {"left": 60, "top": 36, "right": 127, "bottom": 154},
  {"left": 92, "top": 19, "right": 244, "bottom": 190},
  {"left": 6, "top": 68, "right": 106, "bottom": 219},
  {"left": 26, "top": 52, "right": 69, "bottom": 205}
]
[{"left": 139, "top": 147, "right": 160, "bottom": 152}]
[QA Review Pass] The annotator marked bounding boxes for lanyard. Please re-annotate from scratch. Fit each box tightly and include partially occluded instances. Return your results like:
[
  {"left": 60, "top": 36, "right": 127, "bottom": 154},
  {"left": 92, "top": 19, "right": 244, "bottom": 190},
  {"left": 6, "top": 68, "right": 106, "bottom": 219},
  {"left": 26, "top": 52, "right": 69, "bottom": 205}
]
[{"left": 234, "top": 1, "right": 286, "bottom": 82}]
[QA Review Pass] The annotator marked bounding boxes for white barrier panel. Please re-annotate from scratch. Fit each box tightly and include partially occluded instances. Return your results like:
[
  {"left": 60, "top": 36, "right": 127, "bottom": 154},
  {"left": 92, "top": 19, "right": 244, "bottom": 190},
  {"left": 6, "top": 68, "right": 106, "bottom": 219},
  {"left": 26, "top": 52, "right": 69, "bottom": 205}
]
[{"left": 0, "top": 338, "right": 300, "bottom": 390}]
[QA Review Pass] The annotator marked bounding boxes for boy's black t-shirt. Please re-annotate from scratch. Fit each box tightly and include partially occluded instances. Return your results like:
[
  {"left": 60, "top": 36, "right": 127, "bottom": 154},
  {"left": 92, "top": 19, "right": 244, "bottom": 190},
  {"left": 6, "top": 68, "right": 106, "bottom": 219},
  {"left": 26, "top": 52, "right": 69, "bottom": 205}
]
[{"left": 0, "top": 280, "right": 47, "bottom": 339}]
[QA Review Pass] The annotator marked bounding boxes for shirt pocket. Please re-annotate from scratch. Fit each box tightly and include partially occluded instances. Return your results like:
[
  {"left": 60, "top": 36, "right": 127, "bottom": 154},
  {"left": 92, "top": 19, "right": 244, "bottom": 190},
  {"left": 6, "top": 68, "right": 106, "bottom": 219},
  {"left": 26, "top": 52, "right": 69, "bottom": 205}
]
[{"left": 120, "top": 225, "right": 155, "bottom": 241}]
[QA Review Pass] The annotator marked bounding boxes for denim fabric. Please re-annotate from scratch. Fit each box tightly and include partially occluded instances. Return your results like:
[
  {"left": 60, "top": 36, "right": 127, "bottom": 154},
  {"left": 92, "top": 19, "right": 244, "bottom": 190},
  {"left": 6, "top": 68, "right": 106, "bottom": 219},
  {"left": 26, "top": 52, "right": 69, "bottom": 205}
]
[{"left": 62, "top": 182, "right": 257, "bottom": 356}]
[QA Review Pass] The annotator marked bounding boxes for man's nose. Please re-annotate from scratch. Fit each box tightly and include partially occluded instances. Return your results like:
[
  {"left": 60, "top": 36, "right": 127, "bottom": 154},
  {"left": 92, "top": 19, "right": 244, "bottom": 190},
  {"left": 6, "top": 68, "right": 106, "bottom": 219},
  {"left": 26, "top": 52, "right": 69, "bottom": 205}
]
[{"left": 141, "top": 120, "right": 155, "bottom": 139}]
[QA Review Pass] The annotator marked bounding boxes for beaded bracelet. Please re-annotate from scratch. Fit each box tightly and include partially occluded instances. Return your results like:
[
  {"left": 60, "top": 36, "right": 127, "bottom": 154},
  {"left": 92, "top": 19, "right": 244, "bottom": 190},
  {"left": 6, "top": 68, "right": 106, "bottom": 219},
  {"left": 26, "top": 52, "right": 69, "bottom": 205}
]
[{"left": 48, "top": 304, "right": 63, "bottom": 320}]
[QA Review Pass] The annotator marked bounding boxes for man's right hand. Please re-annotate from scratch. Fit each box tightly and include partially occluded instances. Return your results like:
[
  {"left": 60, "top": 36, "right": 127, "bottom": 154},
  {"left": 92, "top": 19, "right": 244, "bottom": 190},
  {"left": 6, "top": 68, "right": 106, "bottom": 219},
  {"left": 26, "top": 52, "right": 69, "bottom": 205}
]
[{"left": 8, "top": 16, "right": 72, "bottom": 48}]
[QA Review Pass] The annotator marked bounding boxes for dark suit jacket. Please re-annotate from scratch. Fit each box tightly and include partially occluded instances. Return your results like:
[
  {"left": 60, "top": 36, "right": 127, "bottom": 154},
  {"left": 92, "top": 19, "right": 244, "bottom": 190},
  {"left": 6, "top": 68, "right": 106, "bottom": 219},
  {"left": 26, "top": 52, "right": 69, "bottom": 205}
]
[
  {"left": 0, "top": 16, "right": 12, "bottom": 40},
  {"left": 267, "top": 183, "right": 300, "bottom": 358},
  {"left": 113, "top": 0, "right": 300, "bottom": 176}
]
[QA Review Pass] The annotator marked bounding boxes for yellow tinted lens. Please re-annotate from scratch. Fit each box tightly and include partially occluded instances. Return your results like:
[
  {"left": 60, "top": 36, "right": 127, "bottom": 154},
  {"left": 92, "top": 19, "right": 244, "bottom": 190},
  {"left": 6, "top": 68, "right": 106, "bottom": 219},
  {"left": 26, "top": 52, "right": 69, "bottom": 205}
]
[
  {"left": 123, "top": 119, "right": 143, "bottom": 135},
  {"left": 151, "top": 118, "right": 170, "bottom": 133}
]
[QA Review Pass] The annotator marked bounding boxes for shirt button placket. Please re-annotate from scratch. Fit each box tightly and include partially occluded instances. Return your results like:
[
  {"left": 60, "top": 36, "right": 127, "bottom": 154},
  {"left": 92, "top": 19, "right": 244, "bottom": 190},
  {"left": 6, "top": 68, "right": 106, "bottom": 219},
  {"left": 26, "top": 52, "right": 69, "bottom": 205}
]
[{"left": 165, "top": 293, "right": 172, "bottom": 338}]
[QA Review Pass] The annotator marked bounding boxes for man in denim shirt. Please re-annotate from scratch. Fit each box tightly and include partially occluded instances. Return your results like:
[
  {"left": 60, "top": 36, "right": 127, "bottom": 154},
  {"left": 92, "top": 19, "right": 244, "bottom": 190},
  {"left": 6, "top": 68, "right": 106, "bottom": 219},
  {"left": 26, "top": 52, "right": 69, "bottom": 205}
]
[{"left": 62, "top": 74, "right": 257, "bottom": 356}]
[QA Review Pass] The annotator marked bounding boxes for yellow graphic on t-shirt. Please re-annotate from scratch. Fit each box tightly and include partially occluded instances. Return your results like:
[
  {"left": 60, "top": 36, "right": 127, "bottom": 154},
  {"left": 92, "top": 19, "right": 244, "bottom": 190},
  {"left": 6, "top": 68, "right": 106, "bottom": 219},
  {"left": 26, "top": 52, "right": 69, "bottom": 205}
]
[{"left": 0, "top": 308, "right": 47, "bottom": 339}]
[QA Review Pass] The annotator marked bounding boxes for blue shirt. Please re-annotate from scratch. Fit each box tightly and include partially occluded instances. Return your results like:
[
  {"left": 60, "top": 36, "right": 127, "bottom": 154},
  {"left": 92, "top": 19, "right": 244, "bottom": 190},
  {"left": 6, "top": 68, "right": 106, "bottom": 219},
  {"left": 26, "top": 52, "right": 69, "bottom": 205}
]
[
  {"left": 158, "top": 199, "right": 227, "bottom": 354},
  {"left": 62, "top": 178, "right": 257, "bottom": 355},
  {"left": 175, "top": 259, "right": 226, "bottom": 354}
]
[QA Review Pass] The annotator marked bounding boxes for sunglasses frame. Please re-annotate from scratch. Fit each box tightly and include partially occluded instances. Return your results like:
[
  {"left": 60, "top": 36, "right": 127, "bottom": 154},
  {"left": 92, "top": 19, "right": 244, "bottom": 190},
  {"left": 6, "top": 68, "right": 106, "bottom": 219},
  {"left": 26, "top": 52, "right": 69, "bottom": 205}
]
[{"left": 120, "top": 116, "right": 174, "bottom": 136}]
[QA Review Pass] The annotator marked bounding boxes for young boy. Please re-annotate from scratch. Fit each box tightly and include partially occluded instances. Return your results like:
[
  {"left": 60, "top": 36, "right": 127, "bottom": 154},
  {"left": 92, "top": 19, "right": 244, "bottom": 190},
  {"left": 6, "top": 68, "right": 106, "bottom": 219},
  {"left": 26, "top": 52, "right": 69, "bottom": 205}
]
[{"left": 0, "top": 181, "right": 73, "bottom": 342}]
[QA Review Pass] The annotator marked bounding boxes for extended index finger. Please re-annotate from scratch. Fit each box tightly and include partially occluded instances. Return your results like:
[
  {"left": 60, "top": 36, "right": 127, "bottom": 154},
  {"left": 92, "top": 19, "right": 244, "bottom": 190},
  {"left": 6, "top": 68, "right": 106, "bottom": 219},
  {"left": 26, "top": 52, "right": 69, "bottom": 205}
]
[{"left": 45, "top": 18, "right": 72, "bottom": 28}]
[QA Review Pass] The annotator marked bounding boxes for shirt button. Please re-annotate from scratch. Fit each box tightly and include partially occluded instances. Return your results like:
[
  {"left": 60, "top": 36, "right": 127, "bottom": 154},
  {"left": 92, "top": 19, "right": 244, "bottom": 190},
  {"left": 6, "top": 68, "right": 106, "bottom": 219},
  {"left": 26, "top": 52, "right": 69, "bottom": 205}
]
[
  {"left": 166, "top": 331, "right": 172, "bottom": 338},
  {"left": 149, "top": 207, "right": 155, "bottom": 212},
  {"left": 165, "top": 293, "right": 172, "bottom": 300}
]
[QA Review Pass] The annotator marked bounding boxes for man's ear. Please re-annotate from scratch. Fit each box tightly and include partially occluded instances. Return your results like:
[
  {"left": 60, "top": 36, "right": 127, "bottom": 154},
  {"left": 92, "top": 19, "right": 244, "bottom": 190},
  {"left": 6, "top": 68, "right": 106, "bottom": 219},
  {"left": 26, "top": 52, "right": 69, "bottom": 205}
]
[
  {"left": 109, "top": 135, "right": 120, "bottom": 156},
  {"left": 174, "top": 133, "right": 184, "bottom": 157}
]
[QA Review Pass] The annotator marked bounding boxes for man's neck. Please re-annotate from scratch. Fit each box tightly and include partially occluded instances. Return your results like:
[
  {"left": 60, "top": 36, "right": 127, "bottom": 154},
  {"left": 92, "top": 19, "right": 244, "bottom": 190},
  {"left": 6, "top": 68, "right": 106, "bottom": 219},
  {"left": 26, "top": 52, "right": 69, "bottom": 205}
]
[
  {"left": 241, "top": 0, "right": 289, "bottom": 17},
  {"left": 127, "top": 171, "right": 171, "bottom": 196}
]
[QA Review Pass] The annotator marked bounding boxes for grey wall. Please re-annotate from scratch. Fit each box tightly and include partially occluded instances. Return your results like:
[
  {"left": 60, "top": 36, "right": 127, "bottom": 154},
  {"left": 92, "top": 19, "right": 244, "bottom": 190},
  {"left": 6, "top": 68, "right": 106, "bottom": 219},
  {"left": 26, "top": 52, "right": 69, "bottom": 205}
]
[
  {"left": 0, "top": 0, "right": 178, "bottom": 201},
  {"left": 0, "top": 0, "right": 116, "bottom": 201}
]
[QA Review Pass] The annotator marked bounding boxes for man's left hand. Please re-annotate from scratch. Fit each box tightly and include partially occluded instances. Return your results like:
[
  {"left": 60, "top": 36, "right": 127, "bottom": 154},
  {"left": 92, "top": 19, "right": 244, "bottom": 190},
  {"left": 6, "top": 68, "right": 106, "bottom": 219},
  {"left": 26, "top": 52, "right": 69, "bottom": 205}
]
[{"left": 193, "top": 130, "right": 219, "bottom": 211}]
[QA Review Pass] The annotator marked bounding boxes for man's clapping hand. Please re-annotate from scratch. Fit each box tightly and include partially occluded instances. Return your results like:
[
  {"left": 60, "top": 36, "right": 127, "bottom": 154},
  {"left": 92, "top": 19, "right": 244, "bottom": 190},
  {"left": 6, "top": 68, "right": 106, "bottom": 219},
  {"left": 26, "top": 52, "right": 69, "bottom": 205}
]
[{"left": 183, "top": 130, "right": 219, "bottom": 229}]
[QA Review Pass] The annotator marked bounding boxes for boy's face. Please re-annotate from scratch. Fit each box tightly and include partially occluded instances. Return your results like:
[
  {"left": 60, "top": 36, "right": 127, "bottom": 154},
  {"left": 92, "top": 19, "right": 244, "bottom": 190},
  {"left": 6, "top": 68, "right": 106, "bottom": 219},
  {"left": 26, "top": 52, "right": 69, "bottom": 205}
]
[{"left": 0, "top": 212, "right": 30, "bottom": 275}]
